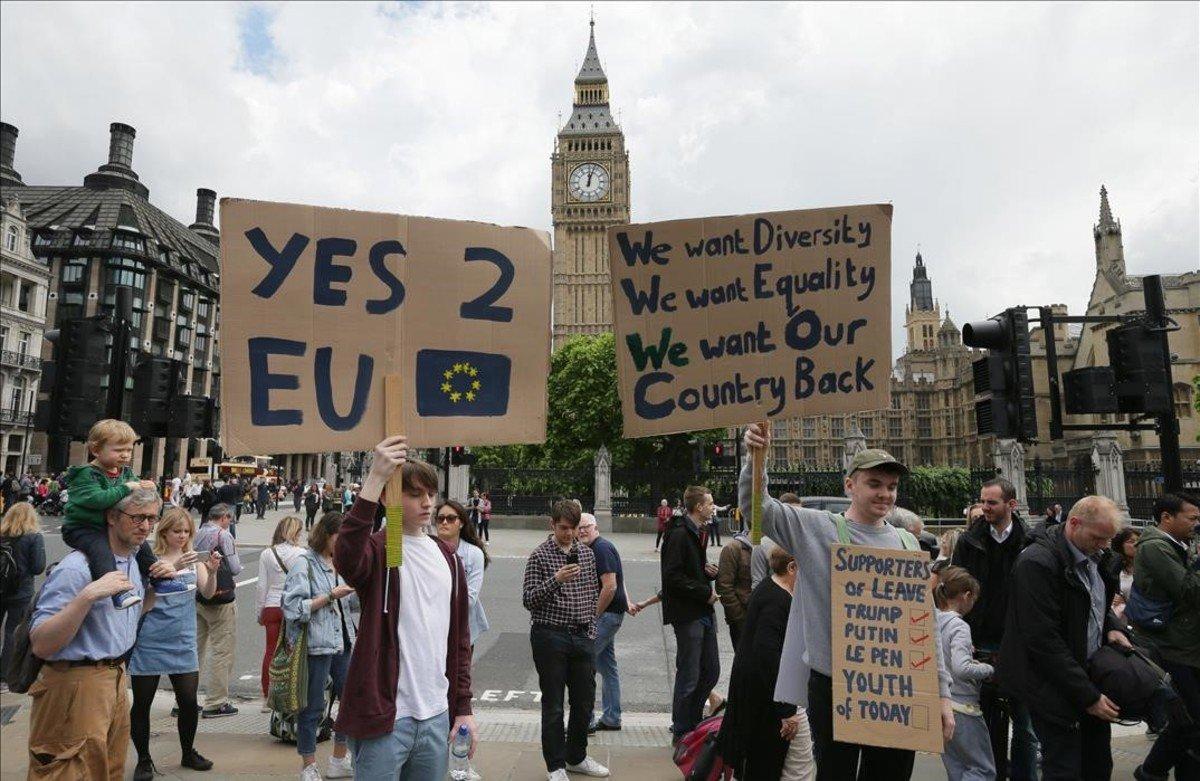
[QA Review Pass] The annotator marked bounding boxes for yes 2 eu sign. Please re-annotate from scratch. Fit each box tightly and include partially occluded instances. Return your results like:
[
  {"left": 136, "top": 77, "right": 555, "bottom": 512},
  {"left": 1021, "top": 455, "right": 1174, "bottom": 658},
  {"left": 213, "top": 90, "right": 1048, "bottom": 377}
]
[{"left": 219, "top": 199, "right": 551, "bottom": 455}]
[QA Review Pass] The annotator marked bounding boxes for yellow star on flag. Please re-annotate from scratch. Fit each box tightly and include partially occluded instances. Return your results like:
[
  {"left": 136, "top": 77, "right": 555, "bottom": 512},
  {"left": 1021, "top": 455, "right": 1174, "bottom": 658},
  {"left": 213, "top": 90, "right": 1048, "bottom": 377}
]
[
  {"left": 443, "top": 369, "right": 453, "bottom": 380},
  {"left": 471, "top": 380, "right": 481, "bottom": 390},
  {"left": 441, "top": 382, "right": 452, "bottom": 393},
  {"left": 465, "top": 391, "right": 476, "bottom": 402},
  {"left": 449, "top": 391, "right": 462, "bottom": 402},
  {"left": 467, "top": 366, "right": 479, "bottom": 377}
]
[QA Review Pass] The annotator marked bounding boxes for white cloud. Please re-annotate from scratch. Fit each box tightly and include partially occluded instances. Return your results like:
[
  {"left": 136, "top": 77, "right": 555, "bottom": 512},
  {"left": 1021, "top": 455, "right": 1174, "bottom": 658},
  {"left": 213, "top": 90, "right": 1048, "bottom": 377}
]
[{"left": 1, "top": 0, "right": 1195, "bottom": 355}]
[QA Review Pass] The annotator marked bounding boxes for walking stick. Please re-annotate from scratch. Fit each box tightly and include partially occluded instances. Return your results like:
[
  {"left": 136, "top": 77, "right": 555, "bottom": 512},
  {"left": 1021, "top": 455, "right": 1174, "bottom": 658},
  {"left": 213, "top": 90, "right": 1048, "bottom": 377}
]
[
  {"left": 384, "top": 374, "right": 404, "bottom": 568},
  {"left": 750, "top": 420, "right": 767, "bottom": 544}
]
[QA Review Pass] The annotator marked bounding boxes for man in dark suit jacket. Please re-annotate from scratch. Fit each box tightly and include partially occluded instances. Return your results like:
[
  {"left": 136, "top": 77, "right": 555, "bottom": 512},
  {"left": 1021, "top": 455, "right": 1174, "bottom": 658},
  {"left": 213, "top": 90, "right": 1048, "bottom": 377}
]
[{"left": 999, "top": 495, "right": 1130, "bottom": 781}]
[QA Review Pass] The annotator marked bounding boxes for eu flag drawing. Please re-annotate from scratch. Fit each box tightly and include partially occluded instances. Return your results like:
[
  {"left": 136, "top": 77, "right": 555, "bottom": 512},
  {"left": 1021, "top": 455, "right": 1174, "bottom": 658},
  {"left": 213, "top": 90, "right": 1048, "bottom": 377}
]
[{"left": 415, "top": 349, "right": 511, "bottom": 417}]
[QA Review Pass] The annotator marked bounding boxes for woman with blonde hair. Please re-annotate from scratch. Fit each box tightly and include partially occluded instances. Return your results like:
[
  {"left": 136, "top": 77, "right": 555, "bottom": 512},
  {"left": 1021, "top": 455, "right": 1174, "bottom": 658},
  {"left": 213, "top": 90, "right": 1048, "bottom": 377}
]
[
  {"left": 0, "top": 502, "right": 44, "bottom": 691},
  {"left": 257, "top": 514, "right": 306, "bottom": 702},
  {"left": 128, "top": 507, "right": 223, "bottom": 779}
]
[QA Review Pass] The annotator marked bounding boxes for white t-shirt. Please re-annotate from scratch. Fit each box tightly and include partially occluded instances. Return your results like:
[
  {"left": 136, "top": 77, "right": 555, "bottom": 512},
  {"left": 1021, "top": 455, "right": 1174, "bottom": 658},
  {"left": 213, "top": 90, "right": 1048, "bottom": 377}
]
[{"left": 395, "top": 534, "right": 452, "bottom": 720}]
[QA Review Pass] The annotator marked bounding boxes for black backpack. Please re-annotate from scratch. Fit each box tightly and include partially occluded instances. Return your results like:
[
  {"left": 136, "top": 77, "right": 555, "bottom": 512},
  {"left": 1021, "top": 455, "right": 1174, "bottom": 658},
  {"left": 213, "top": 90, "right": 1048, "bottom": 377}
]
[
  {"left": 0, "top": 536, "right": 21, "bottom": 596},
  {"left": 6, "top": 573, "right": 50, "bottom": 694}
]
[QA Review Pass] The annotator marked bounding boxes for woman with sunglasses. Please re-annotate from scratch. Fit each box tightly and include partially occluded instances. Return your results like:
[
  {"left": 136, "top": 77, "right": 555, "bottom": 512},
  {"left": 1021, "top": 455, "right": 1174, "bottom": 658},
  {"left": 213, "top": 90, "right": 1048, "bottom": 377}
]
[
  {"left": 128, "top": 507, "right": 222, "bottom": 780},
  {"left": 434, "top": 500, "right": 491, "bottom": 649}
]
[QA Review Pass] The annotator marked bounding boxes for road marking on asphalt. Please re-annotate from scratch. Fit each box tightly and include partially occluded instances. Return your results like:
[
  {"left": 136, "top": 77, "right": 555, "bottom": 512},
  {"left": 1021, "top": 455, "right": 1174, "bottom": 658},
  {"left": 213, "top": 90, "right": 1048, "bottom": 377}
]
[{"left": 236, "top": 577, "right": 258, "bottom": 587}]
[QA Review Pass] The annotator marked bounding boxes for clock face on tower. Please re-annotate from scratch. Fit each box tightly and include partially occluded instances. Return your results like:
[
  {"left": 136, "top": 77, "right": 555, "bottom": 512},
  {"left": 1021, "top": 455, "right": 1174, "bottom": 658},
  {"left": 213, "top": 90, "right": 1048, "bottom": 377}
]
[{"left": 568, "top": 162, "right": 610, "bottom": 202}]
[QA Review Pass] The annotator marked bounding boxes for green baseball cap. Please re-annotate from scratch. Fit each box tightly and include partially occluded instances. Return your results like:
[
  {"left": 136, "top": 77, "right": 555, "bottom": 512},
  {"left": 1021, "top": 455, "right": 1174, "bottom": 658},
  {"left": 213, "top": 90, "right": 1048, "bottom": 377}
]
[{"left": 847, "top": 448, "right": 908, "bottom": 475}]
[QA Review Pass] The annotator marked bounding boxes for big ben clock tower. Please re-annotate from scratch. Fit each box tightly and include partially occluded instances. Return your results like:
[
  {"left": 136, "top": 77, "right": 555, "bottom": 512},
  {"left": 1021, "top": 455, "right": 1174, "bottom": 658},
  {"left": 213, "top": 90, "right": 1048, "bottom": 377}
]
[{"left": 551, "top": 18, "right": 631, "bottom": 349}]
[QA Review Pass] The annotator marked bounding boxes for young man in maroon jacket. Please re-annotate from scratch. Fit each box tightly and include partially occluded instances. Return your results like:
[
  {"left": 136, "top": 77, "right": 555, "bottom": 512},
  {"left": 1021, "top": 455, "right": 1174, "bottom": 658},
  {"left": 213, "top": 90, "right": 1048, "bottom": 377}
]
[{"left": 334, "top": 435, "right": 476, "bottom": 779}]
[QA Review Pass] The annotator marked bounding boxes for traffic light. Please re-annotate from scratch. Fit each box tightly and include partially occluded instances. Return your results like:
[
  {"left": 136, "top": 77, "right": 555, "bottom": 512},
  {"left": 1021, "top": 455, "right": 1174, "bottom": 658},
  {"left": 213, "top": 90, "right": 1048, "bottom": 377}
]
[
  {"left": 35, "top": 317, "right": 112, "bottom": 438},
  {"left": 449, "top": 446, "right": 475, "bottom": 466},
  {"left": 710, "top": 442, "right": 736, "bottom": 468},
  {"left": 1106, "top": 322, "right": 1171, "bottom": 414},
  {"left": 130, "top": 356, "right": 217, "bottom": 439},
  {"left": 131, "top": 357, "right": 182, "bottom": 438},
  {"left": 963, "top": 308, "right": 1038, "bottom": 441}
]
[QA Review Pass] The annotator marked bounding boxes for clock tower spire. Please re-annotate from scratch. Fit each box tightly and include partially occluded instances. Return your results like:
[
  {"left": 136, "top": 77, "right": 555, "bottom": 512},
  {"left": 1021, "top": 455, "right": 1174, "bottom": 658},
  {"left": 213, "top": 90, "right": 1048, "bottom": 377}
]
[{"left": 551, "top": 17, "right": 631, "bottom": 349}]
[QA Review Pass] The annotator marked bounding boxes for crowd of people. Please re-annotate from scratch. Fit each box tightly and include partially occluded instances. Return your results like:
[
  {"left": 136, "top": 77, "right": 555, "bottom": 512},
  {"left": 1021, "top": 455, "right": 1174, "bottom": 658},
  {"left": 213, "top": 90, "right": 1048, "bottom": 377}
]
[{"left": 0, "top": 418, "right": 1197, "bottom": 781}]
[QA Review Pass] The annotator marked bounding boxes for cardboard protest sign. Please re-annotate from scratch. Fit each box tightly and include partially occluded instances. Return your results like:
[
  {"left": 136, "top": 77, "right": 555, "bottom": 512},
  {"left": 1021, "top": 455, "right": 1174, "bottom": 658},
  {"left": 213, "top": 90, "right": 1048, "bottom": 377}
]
[
  {"left": 830, "top": 544, "right": 942, "bottom": 754},
  {"left": 608, "top": 205, "right": 891, "bottom": 438},
  {"left": 219, "top": 199, "right": 551, "bottom": 455}
]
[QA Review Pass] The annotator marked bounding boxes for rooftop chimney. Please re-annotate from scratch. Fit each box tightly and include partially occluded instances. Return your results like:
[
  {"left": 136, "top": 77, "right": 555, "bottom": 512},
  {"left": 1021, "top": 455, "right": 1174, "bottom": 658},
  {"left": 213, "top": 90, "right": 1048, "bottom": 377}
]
[
  {"left": 189, "top": 188, "right": 219, "bottom": 245},
  {"left": 84, "top": 121, "right": 149, "bottom": 199},
  {"left": 0, "top": 122, "right": 23, "bottom": 188},
  {"left": 107, "top": 122, "right": 136, "bottom": 168}
]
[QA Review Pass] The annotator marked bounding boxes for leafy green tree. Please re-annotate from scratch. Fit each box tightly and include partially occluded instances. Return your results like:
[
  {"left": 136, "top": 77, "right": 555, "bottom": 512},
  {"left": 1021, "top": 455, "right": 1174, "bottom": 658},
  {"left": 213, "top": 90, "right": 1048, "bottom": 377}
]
[{"left": 474, "top": 333, "right": 722, "bottom": 471}]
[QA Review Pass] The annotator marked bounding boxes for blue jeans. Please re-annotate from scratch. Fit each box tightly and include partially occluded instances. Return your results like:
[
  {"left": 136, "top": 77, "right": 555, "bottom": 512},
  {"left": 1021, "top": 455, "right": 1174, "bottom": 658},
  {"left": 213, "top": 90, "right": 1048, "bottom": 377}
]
[
  {"left": 350, "top": 710, "right": 449, "bottom": 781},
  {"left": 1008, "top": 696, "right": 1040, "bottom": 781},
  {"left": 591, "top": 612, "right": 624, "bottom": 727},
  {"left": 297, "top": 652, "right": 349, "bottom": 756},
  {"left": 671, "top": 615, "right": 720, "bottom": 737}
]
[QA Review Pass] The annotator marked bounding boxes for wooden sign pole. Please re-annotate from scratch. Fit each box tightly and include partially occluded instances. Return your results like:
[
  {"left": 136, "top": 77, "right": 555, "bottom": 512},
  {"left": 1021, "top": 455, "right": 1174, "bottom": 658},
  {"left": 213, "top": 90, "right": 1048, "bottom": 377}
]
[
  {"left": 750, "top": 419, "right": 767, "bottom": 544},
  {"left": 384, "top": 375, "right": 404, "bottom": 568}
]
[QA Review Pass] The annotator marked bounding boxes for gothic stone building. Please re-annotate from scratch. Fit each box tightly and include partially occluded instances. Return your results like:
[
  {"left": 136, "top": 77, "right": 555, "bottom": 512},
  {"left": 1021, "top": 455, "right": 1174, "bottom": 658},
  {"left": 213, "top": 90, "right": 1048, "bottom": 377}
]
[{"left": 551, "top": 21, "right": 631, "bottom": 348}]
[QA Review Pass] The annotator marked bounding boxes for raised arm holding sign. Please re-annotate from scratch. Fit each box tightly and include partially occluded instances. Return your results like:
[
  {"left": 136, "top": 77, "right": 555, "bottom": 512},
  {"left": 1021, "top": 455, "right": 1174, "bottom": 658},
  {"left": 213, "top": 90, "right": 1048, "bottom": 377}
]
[{"left": 739, "top": 423, "right": 955, "bottom": 777}]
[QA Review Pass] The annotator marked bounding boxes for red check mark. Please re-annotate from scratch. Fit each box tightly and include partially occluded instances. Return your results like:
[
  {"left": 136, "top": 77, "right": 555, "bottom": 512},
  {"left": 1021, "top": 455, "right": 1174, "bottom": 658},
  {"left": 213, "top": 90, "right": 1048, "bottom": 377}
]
[
  {"left": 910, "top": 611, "right": 930, "bottom": 624},
  {"left": 911, "top": 654, "right": 932, "bottom": 670},
  {"left": 910, "top": 632, "right": 930, "bottom": 644}
]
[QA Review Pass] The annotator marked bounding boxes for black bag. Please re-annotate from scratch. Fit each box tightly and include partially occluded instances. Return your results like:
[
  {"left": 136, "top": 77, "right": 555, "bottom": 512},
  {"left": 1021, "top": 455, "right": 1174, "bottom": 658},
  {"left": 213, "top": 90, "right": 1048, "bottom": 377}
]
[
  {"left": 1126, "top": 583, "right": 1174, "bottom": 630},
  {"left": 0, "top": 536, "right": 20, "bottom": 596},
  {"left": 1088, "top": 643, "right": 1178, "bottom": 727},
  {"left": 6, "top": 579, "right": 49, "bottom": 694},
  {"left": 196, "top": 546, "right": 236, "bottom": 606}
]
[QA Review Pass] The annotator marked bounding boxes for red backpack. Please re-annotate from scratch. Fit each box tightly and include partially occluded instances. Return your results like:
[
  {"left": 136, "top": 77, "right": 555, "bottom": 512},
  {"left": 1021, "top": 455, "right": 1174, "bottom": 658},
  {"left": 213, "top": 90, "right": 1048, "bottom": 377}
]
[{"left": 672, "top": 715, "right": 733, "bottom": 781}]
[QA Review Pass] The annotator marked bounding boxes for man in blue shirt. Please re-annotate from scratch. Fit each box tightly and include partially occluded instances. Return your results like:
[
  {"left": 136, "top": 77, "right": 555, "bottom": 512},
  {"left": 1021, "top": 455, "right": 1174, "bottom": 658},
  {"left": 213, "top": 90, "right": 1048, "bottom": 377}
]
[
  {"left": 577, "top": 513, "right": 631, "bottom": 732},
  {"left": 28, "top": 488, "right": 160, "bottom": 779}
]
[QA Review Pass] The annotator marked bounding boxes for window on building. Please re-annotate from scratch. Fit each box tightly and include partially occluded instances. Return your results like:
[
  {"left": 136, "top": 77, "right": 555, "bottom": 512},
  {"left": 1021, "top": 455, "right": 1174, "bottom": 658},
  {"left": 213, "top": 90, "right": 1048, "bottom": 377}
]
[
  {"left": 859, "top": 416, "right": 874, "bottom": 438},
  {"left": 17, "top": 281, "right": 32, "bottom": 312},
  {"left": 16, "top": 331, "right": 30, "bottom": 357},
  {"left": 33, "top": 232, "right": 51, "bottom": 247},
  {"left": 916, "top": 393, "right": 930, "bottom": 411},
  {"left": 888, "top": 415, "right": 902, "bottom": 439},
  {"left": 111, "top": 232, "right": 144, "bottom": 252},
  {"left": 773, "top": 444, "right": 788, "bottom": 466},
  {"left": 891, "top": 394, "right": 901, "bottom": 410},
  {"left": 917, "top": 417, "right": 932, "bottom": 438},
  {"left": 802, "top": 418, "right": 816, "bottom": 438},
  {"left": 4, "top": 225, "right": 17, "bottom": 252},
  {"left": 9, "top": 375, "right": 24, "bottom": 412},
  {"left": 919, "top": 446, "right": 933, "bottom": 465},
  {"left": 0, "top": 325, "right": 8, "bottom": 351},
  {"left": 1175, "top": 383, "right": 1194, "bottom": 419},
  {"left": 57, "top": 258, "right": 90, "bottom": 321},
  {"left": 831, "top": 417, "right": 844, "bottom": 438},
  {"left": 103, "top": 258, "right": 148, "bottom": 349},
  {"left": 803, "top": 445, "right": 817, "bottom": 462}
]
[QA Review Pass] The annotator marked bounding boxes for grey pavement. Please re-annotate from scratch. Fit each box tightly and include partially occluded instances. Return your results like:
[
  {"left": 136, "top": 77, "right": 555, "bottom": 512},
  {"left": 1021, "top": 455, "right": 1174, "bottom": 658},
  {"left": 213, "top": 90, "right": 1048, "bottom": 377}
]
[{"left": 2, "top": 506, "right": 1157, "bottom": 778}]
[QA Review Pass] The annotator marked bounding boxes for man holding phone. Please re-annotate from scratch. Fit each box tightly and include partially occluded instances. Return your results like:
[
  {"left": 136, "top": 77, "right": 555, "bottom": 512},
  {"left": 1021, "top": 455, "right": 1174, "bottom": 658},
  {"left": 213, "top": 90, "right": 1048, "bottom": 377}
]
[{"left": 522, "top": 500, "right": 609, "bottom": 780}]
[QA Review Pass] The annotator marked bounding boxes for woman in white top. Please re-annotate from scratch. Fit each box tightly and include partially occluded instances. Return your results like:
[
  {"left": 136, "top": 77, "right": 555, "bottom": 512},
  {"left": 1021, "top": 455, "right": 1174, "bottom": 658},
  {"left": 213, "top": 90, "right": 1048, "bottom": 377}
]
[
  {"left": 257, "top": 515, "right": 307, "bottom": 702},
  {"left": 433, "top": 500, "right": 490, "bottom": 647}
]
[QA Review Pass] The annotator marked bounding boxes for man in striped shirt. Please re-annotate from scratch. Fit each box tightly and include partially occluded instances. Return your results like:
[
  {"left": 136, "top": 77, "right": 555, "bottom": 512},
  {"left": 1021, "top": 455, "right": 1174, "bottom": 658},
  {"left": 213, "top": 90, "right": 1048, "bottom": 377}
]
[{"left": 522, "top": 500, "right": 609, "bottom": 780}]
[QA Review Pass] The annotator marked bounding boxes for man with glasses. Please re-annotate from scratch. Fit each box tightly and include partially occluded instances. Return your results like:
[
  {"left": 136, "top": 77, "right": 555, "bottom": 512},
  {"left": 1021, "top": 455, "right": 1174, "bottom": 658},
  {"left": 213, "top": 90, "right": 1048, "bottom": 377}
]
[
  {"left": 26, "top": 488, "right": 159, "bottom": 779},
  {"left": 194, "top": 503, "right": 243, "bottom": 718}
]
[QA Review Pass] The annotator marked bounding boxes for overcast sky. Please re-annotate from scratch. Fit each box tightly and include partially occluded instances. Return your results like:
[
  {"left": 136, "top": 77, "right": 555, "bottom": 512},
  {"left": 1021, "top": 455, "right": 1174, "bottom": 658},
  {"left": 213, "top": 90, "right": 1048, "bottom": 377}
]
[{"left": 1, "top": 1, "right": 1196, "bottom": 356}]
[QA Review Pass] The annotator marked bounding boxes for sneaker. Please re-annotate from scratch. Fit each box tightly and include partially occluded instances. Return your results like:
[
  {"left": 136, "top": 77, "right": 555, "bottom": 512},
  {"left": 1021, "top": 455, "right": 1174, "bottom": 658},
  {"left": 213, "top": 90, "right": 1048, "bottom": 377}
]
[
  {"left": 261, "top": 703, "right": 272, "bottom": 713},
  {"left": 590, "top": 721, "right": 621, "bottom": 732},
  {"left": 300, "top": 763, "right": 322, "bottom": 781},
  {"left": 152, "top": 578, "right": 195, "bottom": 595},
  {"left": 547, "top": 771, "right": 569, "bottom": 781},
  {"left": 181, "top": 749, "right": 213, "bottom": 771},
  {"left": 325, "top": 755, "right": 353, "bottom": 779},
  {"left": 565, "top": 757, "right": 610, "bottom": 777},
  {"left": 0, "top": 681, "right": 9, "bottom": 693},
  {"left": 465, "top": 767, "right": 482, "bottom": 781},
  {"left": 133, "top": 757, "right": 156, "bottom": 781},
  {"left": 201, "top": 703, "right": 238, "bottom": 718},
  {"left": 171, "top": 704, "right": 202, "bottom": 717},
  {"left": 112, "top": 591, "right": 142, "bottom": 610}
]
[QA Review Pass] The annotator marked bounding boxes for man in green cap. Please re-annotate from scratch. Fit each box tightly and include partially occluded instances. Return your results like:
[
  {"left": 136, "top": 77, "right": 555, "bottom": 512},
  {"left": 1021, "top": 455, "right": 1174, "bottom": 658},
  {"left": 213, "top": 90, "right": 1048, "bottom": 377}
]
[{"left": 740, "top": 424, "right": 955, "bottom": 780}]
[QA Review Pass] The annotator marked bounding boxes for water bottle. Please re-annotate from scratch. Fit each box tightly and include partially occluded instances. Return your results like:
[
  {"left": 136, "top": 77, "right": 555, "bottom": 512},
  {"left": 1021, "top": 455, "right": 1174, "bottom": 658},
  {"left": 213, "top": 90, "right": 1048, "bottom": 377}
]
[{"left": 449, "top": 724, "right": 471, "bottom": 780}]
